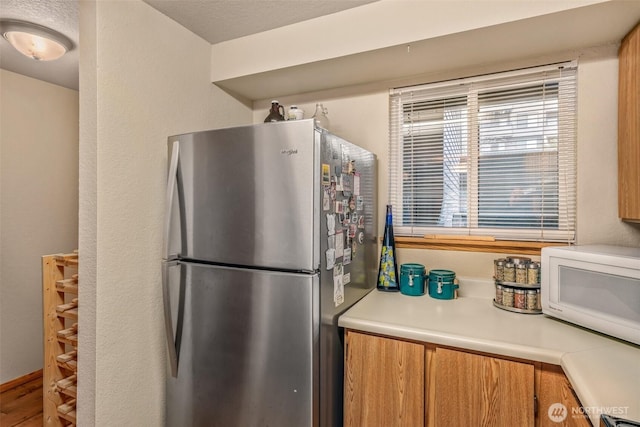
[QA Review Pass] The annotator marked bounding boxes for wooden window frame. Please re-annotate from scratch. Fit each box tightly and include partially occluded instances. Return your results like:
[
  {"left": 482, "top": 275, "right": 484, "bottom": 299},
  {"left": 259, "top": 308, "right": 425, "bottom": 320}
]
[{"left": 394, "top": 235, "right": 565, "bottom": 256}]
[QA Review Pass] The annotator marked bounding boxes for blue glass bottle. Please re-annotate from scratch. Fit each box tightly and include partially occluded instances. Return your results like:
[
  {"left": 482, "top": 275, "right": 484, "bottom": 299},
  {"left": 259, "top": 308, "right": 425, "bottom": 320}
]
[{"left": 377, "top": 205, "right": 399, "bottom": 291}]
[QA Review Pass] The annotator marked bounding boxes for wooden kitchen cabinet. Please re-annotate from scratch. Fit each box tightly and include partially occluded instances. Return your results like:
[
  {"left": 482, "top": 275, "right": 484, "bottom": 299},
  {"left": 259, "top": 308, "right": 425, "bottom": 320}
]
[
  {"left": 618, "top": 22, "right": 640, "bottom": 221},
  {"left": 434, "top": 347, "right": 535, "bottom": 427},
  {"left": 343, "top": 331, "right": 425, "bottom": 427},
  {"left": 536, "top": 363, "right": 591, "bottom": 427},
  {"left": 344, "top": 329, "right": 591, "bottom": 427}
]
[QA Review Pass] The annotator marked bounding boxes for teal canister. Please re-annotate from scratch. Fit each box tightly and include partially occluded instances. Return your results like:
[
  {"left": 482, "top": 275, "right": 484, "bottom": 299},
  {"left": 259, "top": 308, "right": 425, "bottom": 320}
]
[
  {"left": 428, "top": 269, "right": 458, "bottom": 300},
  {"left": 399, "top": 264, "right": 426, "bottom": 296}
]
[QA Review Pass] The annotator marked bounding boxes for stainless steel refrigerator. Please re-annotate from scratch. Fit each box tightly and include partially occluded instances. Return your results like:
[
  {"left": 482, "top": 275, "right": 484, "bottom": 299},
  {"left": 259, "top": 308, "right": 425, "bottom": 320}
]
[{"left": 162, "top": 119, "right": 377, "bottom": 427}]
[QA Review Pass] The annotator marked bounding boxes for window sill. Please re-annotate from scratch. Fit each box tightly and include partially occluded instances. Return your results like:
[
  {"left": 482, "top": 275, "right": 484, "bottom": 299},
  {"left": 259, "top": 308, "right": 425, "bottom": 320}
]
[{"left": 394, "top": 236, "right": 566, "bottom": 256}]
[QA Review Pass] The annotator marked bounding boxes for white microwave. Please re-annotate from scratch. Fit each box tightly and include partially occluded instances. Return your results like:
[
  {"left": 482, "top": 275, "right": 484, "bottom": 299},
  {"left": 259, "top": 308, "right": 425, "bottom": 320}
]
[{"left": 541, "top": 245, "right": 640, "bottom": 346}]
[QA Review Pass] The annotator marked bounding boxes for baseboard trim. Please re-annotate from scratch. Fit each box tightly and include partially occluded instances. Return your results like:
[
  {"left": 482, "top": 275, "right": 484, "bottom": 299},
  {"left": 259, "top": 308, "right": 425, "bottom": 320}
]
[{"left": 0, "top": 369, "right": 43, "bottom": 393}]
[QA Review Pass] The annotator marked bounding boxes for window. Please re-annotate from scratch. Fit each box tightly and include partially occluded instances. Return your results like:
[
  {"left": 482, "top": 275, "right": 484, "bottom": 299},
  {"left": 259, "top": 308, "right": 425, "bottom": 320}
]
[{"left": 389, "top": 62, "right": 577, "bottom": 242}]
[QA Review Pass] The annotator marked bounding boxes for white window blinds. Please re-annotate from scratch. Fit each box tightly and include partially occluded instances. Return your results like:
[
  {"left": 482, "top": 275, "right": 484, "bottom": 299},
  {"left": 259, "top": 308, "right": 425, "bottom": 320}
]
[{"left": 389, "top": 62, "right": 577, "bottom": 242}]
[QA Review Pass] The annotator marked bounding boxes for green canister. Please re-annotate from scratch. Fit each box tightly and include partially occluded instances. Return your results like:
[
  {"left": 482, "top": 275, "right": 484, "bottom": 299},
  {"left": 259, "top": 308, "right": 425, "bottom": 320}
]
[
  {"left": 399, "top": 264, "right": 426, "bottom": 296},
  {"left": 428, "top": 269, "right": 458, "bottom": 300}
]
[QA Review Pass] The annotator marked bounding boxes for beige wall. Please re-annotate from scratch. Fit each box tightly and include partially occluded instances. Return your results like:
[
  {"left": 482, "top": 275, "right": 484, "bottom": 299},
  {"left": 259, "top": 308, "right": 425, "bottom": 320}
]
[
  {"left": 253, "top": 47, "right": 640, "bottom": 280},
  {"left": 78, "top": 1, "right": 251, "bottom": 425},
  {"left": 0, "top": 69, "right": 79, "bottom": 383}
]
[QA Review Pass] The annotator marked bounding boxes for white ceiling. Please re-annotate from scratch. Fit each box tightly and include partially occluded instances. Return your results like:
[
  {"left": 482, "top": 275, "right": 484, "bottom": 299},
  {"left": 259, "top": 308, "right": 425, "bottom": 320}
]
[
  {"left": 142, "top": 0, "right": 377, "bottom": 45},
  {"left": 0, "top": 0, "right": 375, "bottom": 91}
]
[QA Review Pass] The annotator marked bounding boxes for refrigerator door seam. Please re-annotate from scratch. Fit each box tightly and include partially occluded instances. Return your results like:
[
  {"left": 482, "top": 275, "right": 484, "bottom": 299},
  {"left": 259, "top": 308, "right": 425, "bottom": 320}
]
[{"left": 179, "top": 257, "right": 319, "bottom": 275}]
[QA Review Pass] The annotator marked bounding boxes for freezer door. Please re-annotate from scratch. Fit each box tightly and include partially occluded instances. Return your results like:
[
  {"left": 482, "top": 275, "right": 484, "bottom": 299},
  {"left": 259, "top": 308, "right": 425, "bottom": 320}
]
[
  {"left": 165, "top": 261, "right": 319, "bottom": 427},
  {"left": 166, "top": 120, "right": 319, "bottom": 271}
]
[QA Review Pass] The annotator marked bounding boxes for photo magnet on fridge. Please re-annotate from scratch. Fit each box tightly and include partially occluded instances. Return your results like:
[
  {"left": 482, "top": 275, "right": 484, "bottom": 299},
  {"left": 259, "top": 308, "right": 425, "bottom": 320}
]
[
  {"left": 344, "top": 248, "right": 352, "bottom": 265},
  {"left": 333, "top": 174, "right": 343, "bottom": 191},
  {"left": 322, "top": 164, "right": 331, "bottom": 186},
  {"left": 326, "top": 249, "right": 336, "bottom": 270},
  {"left": 326, "top": 214, "right": 336, "bottom": 235},
  {"left": 333, "top": 263, "right": 344, "bottom": 307},
  {"left": 341, "top": 149, "right": 350, "bottom": 173},
  {"left": 349, "top": 196, "right": 356, "bottom": 212},
  {"left": 327, "top": 235, "right": 336, "bottom": 249},
  {"left": 344, "top": 272, "right": 351, "bottom": 285},
  {"left": 341, "top": 174, "right": 352, "bottom": 196},
  {"left": 353, "top": 173, "right": 360, "bottom": 196},
  {"left": 335, "top": 230, "right": 344, "bottom": 258}
]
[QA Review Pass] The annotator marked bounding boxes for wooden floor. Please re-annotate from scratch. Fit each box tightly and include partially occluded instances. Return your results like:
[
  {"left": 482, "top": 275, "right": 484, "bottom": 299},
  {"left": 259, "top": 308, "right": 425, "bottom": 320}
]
[{"left": 0, "top": 375, "right": 43, "bottom": 427}]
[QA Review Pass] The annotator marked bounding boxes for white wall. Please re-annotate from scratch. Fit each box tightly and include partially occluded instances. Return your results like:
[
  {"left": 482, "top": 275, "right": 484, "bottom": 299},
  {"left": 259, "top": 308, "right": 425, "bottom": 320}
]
[
  {"left": 576, "top": 54, "right": 640, "bottom": 246},
  {"left": 254, "top": 47, "right": 640, "bottom": 280},
  {"left": 212, "top": 0, "right": 604, "bottom": 81},
  {"left": 78, "top": 1, "right": 251, "bottom": 425},
  {"left": 0, "top": 69, "right": 79, "bottom": 383}
]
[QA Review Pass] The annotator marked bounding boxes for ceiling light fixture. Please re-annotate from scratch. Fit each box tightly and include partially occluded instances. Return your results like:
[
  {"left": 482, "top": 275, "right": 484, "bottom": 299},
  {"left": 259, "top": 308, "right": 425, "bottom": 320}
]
[{"left": 0, "top": 19, "right": 72, "bottom": 61}]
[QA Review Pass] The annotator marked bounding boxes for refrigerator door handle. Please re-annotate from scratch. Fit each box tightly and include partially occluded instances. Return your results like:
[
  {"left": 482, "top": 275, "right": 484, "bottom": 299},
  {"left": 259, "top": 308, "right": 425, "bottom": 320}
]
[
  {"left": 162, "top": 260, "right": 179, "bottom": 377},
  {"left": 163, "top": 140, "right": 180, "bottom": 260}
]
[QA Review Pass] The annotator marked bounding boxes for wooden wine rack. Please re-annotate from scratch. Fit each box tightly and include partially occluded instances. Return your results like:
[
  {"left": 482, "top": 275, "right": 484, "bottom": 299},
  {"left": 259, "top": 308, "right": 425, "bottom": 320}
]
[{"left": 42, "top": 252, "right": 78, "bottom": 426}]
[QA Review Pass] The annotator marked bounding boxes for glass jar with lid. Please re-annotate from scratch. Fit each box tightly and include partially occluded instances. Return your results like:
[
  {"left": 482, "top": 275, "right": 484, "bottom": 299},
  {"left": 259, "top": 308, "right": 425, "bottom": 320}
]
[
  {"left": 526, "top": 289, "right": 538, "bottom": 310},
  {"left": 494, "top": 259, "right": 506, "bottom": 281},
  {"left": 311, "top": 103, "right": 330, "bottom": 130},
  {"left": 516, "top": 263, "right": 527, "bottom": 284},
  {"left": 527, "top": 262, "right": 540, "bottom": 285},
  {"left": 514, "top": 289, "right": 526, "bottom": 309},
  {"left": 502, "top": 287, "right": 514, "bottom": 307},
  {"left": 495, "top": 284, "right": 503, "bottom": 305},
  {"left": 504, "top": 262, "right": 516, "bottom": 282}
]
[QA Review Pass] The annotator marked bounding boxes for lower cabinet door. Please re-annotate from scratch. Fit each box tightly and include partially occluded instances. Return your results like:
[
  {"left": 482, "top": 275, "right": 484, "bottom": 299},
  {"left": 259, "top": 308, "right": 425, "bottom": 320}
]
[
  {"left": 434, "top": 347, "right": 535, "bottom": 427},
  {"left": 344, "top": 331, "right": 425, "bottom": 427},
  {"left": 537, "top": 363, "right": 592, "bottom": 427}
]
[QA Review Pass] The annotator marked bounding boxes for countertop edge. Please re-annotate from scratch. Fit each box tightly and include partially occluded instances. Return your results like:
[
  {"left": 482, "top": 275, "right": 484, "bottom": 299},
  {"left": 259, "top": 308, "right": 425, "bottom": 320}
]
[
  {"left": 338, "top": 315, "right": 566, "bottom": 365},
  {"left": 561, "top": 357, "right": 602, "bottom": 427},
  {"left": 560, "top": 344, "right": 640, "bottom": 427}
]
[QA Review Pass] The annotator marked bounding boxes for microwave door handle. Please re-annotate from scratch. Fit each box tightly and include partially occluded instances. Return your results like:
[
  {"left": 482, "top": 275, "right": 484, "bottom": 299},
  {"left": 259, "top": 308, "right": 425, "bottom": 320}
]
[{"left": 163, "top": 140, "right": 180, "bottom": 260}]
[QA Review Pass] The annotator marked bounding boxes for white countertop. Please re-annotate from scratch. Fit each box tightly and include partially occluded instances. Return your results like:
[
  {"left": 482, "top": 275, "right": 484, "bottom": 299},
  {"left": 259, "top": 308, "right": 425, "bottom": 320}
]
[{"left": 338, "top": 280, "right": 640, "bottom": 426}]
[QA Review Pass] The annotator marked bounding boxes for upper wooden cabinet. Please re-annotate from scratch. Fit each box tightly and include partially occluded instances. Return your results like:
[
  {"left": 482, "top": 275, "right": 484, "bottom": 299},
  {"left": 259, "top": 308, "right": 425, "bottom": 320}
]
[{"left": 619, "top": 22, "right": 640, "bottom": 222}]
